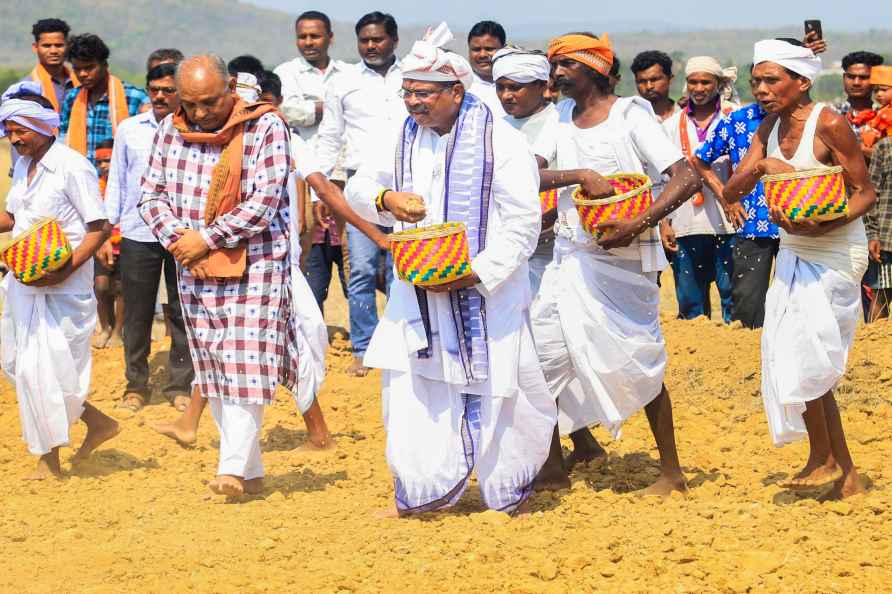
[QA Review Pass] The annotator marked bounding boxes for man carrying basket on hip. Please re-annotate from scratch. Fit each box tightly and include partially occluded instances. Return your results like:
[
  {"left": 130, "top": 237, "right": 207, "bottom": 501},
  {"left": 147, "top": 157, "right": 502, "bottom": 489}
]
[{"left": 0, "top": 82, "right": 120, "bottom": 480}]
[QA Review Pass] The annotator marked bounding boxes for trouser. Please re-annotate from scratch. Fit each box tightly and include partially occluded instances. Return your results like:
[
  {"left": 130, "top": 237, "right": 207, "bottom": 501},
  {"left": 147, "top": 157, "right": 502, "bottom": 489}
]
[
  {"left": 730, "top": 236, "right": 779, "bottom": 329},
  {"left": 209, "top": 399, "right": 264, "bottom": 480},
  {"left": 346, "top": 222, "right": 392, "bottom": 356},
  {"left": 304, "top": 236, "right": 346, "bottom": 315},
  {"left": 671, "top": 234, "right": 735, "bottom": 323},
  {"left": 119, "top": 238, "right": 193, "bottom": 400}
]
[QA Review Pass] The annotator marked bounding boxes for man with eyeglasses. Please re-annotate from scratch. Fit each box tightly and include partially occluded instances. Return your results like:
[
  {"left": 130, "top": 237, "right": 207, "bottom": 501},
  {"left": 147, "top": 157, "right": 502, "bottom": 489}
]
[
  {"left": 103, "top": 56, "right": 193, "bottom": 414},
  {"left": 316, "top": 11, "right": 408, "bottom": 377},
  {"left": 346, "top": 23, "right": 554, "bottom": 517}
]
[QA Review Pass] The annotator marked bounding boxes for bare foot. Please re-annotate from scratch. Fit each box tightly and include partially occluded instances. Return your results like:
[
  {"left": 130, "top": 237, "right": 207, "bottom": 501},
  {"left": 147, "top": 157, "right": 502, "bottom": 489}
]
[
  {"left": 152, "top": 420, "right": 197, "bottom": 446},
  {"left": 565, "top": 449, "right": 607, "bottom": 473},
  {"left": 534, "top": 460, "right": 571, "bottom": 491},
  {"left": 513, "top": 498, "right": 533, "bottom": 517},
  {"left": 171, "top": 395, "right": 190, "bottom": 412},
  {"left": 244, "top": 478, "right": 264, "bottom": 495},
  {"left": 566, "top": 428, "right": 608, "bottom": 472},
  {"left": 92, "top": 330, "right": 111, "bottom": 349},
  {"left": 72, "top": 418, "right": 121, "bottom": 462},
  {"left": 373, "top": 504, "right": 400, "bottom": 519},
  {"left": 302, "top": 432, "right": 337, "bottom": 451},
  {"left": 346, "top": 356, "right": 370, "bottom": 378},
  {"left": 105, "top": 332, "right": 124, "bottom": 348},
  {"left": 24, "top": 451, "right": 63, "bottom": 481},
  {"left": 821, "top": 470, "right": 865, "bottom": 501},
  {"left": 782, "top": 462, "right": 842, "bottom": 490},
  {"left": 209, "top": 475, "right": 245, "bottom": 497},
  {"left": 636, "top": 474, "right": 688, "bottom": 498},
  {"left": 118, "top": 392, "right": 145, "bottom": 413}
]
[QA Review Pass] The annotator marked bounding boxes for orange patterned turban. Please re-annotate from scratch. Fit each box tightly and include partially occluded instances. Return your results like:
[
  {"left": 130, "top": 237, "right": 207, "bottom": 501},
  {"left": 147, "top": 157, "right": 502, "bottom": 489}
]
[{"left": 546, "top": 33, "right": 614, "bottom": 77}]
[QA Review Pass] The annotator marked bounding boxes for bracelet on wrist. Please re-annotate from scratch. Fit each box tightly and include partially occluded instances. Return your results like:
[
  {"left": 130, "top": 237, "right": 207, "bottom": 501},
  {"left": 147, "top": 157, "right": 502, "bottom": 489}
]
[{"left": 375, "top": 188, "right": 391, "bottom": 212}]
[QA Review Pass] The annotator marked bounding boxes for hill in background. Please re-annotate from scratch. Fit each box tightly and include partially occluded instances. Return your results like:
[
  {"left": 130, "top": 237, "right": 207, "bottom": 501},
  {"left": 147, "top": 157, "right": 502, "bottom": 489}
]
[{"left": 3, "top": 0, "right": 892, "bottom": 101}]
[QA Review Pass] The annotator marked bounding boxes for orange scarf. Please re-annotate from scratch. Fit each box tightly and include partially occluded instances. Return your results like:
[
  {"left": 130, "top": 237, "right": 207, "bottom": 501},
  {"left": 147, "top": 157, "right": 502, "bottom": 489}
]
[
  {"left": 66, "top": 74, "right": 128, "bottom": 157},
  {"left": 546, "top": 34, "right": 614, "bottom": 77},
  {"left": 30, "top": 63, "right": 79, "bottom": 113},
  {"left": 172, "top": 97, "right": 283, "bottom": 277},
  {"left": 862, "top": 105, "right": 892, "bottom": 149}
]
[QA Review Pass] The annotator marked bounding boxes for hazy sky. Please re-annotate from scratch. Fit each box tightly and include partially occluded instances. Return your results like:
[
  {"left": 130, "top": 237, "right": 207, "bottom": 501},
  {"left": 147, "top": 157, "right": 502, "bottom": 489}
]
[{"left": 244, "top": 0, "right": 891, "bottom": 31}]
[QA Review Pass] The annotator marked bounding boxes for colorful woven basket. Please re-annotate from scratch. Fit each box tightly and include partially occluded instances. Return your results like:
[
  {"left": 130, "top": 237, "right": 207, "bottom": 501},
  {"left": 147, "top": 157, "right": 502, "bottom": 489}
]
[
  {"left": 572, "top": 173, "right": 653, "bottom": 237},
  {"left": 539, "top": 189, "right": 558, "bottom": 213},
  {"left": 0, "top": 218, "right": 72, "bottom": 284},
  {"left": 390, "top": 222, "right": 472, "bottom": 288},
  {"left": 762, "top": 166, "right": 848, "bottom": 222}
]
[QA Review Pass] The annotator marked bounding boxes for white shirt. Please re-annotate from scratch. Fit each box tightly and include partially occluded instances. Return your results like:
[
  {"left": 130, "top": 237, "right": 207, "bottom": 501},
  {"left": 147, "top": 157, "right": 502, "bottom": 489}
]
[
  {"left": 345, "top": 117, "right": 540, "bottom": 396},
  {"left": 505, "top": 102, "right": 559, "bottom": 166},
  {"left": 315, "top": 59, "right": 407, "bottom": 175},
  {"left": 663, "top": 110, "right": 732, "bottom": 237},
  {"left": 554, "top": 97, "right": 682, "bottom": 264},
  {"left": 469, "top": 73, "right": 506, "bottom": 119},
  {"left": 273, "top": 55, "right": 350, "bottom": 141},
  {"left": 105, "top": 110, "right": 161, "bottom": 242},
  {"left": 5, "top": 141, "right": 106, "bottom": 294}
]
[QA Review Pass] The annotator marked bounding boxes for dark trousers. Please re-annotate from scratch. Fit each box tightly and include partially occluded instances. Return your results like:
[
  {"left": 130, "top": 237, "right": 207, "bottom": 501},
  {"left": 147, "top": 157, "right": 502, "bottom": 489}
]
[
  {"left": 672, "top": 234, "right": 735, "bottom": 323},
  {"left": 119, "top": 238, "right": 193, "bottom": 400},
  {"left": 305, "top": 237, "right": 346, "bottom": 315},
  {"left": 730, "top": 237, "right": 779, "bottom": 329}
]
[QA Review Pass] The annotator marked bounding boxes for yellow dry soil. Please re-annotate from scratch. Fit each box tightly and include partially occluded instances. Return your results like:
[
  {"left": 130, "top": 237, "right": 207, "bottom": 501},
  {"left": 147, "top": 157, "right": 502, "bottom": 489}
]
[{"left": 2, "top": 249, "right": 892, "bottom": 593}]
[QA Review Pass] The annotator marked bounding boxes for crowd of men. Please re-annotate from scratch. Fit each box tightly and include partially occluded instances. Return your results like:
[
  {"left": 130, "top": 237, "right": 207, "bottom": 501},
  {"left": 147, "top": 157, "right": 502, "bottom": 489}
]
[{"left": 0, "top": 12, "right": 890, "bottom": 514}]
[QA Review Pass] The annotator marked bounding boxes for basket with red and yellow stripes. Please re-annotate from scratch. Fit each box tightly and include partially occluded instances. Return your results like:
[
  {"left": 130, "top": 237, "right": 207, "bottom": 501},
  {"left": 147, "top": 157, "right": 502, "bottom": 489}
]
[
  {"left": 390, "top": 222, "right": 472, "bottom": 288},
  {"left": 0, "top": 218, "right": 72, "bottom": 284},
  {"left": 572, "top": 173, "right": 653, "bottom": 236},
  {"left": 762, "top": 166, "right": 848, "bottom": 222}
]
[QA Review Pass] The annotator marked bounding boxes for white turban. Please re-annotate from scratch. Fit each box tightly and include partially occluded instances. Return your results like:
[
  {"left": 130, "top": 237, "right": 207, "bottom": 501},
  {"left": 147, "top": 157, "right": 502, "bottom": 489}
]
[
  {"left": 234, "top": 72, "right": 260, "bottom": 102},
  {"left": 401, "top": 22, "right": 474, "bottom": 89},
  {"left": 684, "top": 56, "right": 737, "bottom": 83},
  {"left": 753, "top": 39, "right": 822, "bottom": 82},
  {"left": 0, "top": 98, "right": 60, "bottom": 138},
  {"left": 2, "top": 80, "right": 44, "bottom": 101},
  {"left": 491, "top": 47, "right": 550, "bottom": 84}
]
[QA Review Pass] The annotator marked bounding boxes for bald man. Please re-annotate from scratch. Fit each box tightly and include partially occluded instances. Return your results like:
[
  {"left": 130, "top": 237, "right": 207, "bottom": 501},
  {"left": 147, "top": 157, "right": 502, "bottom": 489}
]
[{"left": 139, "top": 55, "right": 317, "bottom": 496}]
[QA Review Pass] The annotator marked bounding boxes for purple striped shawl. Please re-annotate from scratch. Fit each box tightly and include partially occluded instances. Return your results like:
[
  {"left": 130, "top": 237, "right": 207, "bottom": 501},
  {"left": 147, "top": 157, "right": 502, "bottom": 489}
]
[{"left": 393, "top": 93, "right": 494, "bottom": 383}]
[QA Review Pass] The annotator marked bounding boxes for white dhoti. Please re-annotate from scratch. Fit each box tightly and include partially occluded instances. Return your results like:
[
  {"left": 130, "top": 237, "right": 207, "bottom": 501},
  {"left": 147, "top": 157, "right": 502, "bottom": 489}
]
[
  {"left": 531, "top": 240, "right": 666, "bottom": 437},
  {"left": 760, "top": 249, "right": 860, "bottom": 446},
  {"left": 383, "top": 324, "right": 555, "bottom": 514},
  {"left": 209, "top": 398, "right": 265, "bottom": 479},
  {"left": 1, "top": 280, "right": 95, "bottom": 456}
]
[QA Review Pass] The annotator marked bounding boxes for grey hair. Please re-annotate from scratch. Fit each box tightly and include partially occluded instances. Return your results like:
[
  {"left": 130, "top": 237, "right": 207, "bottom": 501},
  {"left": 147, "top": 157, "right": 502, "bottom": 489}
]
[{"left": 175, "top": 54, "right": 228, "bottom": 86}]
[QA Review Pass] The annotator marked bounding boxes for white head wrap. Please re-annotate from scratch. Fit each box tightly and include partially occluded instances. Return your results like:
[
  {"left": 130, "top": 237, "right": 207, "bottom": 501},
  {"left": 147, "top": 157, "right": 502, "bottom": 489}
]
[
  {"left": 752, "top": 39, "right": 822, "bottom": 82},
  {"left": 0, "top": 81, "right": 60, "bottom": 137},
  {"left": 684, "top": 55, "right": 740, "bottom": 105},
  {"left": 2, "top": 81, "right": 44, "bottom": 102},
  {"left": 401, "top": 22, "right": 474, "bottom": 89},
  {"left": 491, "top": 47, "right": 550, "bottom": 84},
  {"left": 234, "top": 72, "right": 260, "bottom": 102}
]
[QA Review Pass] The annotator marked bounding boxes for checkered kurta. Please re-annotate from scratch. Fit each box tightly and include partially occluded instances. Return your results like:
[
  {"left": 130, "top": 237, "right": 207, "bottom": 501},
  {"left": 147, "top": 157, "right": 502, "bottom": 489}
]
[{"left": 139, "top": 112, "right": 298, "bottom": 405}]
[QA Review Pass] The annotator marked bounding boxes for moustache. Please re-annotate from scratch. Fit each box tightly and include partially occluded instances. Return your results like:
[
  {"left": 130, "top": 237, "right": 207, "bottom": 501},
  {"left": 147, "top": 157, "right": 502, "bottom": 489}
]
[
  {"left": 554, "top": 77, "right": 574, "bottom": 89},
  {"left": 408, "top": 107, "right": 429, "bottom": 115}
]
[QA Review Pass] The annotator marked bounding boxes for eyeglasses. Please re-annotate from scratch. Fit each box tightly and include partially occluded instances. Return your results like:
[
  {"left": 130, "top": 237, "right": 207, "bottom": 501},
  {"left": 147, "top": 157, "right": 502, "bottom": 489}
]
[
  {"left": 398, "top": 87, "right": 451, "bottom": 100},
  {"left": 147, "top": 86, "right": 177, "bottom": 95}
]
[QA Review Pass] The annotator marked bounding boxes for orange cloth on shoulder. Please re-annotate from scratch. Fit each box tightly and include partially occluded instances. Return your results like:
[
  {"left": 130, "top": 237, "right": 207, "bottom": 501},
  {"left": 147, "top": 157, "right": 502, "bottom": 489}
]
[
  {"left": 67, "top": 74, "right": 128, "bottom": 157},
  {"left": 30, "top": 63, "right": 79, "bottom": 113}
]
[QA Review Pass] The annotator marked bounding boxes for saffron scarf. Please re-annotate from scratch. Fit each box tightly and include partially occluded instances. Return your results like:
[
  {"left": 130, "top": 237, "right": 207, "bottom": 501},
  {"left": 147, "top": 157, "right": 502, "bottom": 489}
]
[
  {"left": 171, "top": 97, "right": 283, "bottom": 277},
  {"left": 66, "top": 74, "right": 128, "bottom": 157},
  {"left": 394, "top": 93, "right": 494, "bottom": 383},
  {"left": 30, "top": 63, "right": 79, "bottom": 113}
]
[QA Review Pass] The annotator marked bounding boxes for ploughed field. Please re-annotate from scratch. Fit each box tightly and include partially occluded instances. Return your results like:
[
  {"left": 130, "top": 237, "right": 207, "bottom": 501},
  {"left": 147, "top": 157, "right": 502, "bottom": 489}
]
[{"left": 1, "top": 138, "right": 891, "bottom": 592}]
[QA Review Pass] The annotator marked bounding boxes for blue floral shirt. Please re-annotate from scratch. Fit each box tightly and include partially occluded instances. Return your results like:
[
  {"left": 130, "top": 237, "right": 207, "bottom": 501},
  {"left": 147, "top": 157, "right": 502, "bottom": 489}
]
[{"left": 696, "top": 103, "right": 779, "bottom": 239}]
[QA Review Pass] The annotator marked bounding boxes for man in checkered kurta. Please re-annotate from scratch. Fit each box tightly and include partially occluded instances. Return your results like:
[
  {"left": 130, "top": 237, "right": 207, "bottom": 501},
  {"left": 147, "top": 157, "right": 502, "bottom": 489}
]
[{"left": 139, "top": 55, "right": 297, "bottom": 495}]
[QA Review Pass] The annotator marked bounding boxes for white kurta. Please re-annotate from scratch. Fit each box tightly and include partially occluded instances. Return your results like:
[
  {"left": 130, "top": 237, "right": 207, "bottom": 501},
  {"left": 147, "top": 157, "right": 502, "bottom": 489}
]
[
  {"left": 346, "top": 115, "right": 556, "bottom": 513},
  {"left": 531, "top": 97, "right": 683, "bottom": 436}
]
